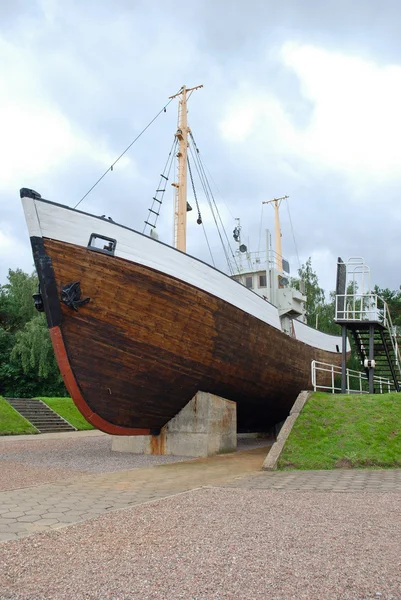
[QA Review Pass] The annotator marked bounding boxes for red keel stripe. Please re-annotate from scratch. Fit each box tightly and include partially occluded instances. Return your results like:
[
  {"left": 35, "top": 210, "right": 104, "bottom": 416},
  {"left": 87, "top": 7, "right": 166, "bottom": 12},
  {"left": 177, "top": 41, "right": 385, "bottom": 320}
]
[{"left": 49, "top": 326, "right": 151, "bottom": 436}]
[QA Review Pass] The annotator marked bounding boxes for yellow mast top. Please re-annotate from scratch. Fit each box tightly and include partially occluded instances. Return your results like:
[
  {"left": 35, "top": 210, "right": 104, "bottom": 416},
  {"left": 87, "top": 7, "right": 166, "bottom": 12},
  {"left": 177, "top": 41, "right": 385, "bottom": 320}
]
[
  {"left": 170, "top": 84, "right": 203, "bottom": 252},
  {"left": 262, "top": 196, "right": 289, "bottom": 274}
]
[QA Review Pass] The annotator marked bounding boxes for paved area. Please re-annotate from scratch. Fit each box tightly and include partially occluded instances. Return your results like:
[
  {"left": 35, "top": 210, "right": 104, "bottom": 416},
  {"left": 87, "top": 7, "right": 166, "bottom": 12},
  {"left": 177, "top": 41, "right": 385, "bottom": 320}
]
[
  {"left": 0, "top": 437, "right": 270, "bottom": 541},
  {"left": 224, "top": 468, "right": 401, "bottom": 492},
  {"left": 2, "top": 488, "right": 400, "bottom": 599},
  {"left": 1, "top": 433, "right": 401, "bottom": 598},
  {"left": 1, "top": 430, "right": 400, "bottom": 542}
]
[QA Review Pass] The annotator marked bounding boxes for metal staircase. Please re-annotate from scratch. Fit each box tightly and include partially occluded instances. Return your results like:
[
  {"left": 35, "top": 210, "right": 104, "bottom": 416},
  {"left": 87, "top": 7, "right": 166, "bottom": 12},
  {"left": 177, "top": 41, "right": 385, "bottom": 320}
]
[
  {"left": 335, "top": 257, "right": 401, "bottom": 393},
  {"left": 350, "top": 324, "right": 401, "bottom": 391}
]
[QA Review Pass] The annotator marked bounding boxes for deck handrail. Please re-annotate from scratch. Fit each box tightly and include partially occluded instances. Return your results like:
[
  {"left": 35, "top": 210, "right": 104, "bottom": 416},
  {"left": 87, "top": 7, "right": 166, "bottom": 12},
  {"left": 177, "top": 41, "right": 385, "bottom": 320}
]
[{"left": 311, "top": 360, "right": 395, "bottom": 394}]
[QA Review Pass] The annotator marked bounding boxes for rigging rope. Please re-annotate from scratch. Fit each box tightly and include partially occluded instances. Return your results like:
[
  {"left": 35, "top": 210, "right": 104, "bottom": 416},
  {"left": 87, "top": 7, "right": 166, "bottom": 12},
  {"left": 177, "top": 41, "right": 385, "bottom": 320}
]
[
  {"left": 143, "top": 137, "right": 178, "bottom": 234},
  {"left": 202, "top": 162, "right": 235, "bottom": 221},
  {"left": 187, "top": 154, "right": 215, "bottom": 267},
  {"left": 188, "top": 131, "right": 238, "bottom": 273},
  {"left": 188, "top": 138, "right": 237, "bottom": 274},
  {"left": 188, "top": 143, "right": 228, "bottom": 267},
  {"left": 286, "top": 198, "right": 301, "bottom": 271},
  {"left": 257, "top": 202, "right": 264, "bottom": 254},
  {"left": 187, "top": 156, "right": 202, "bottom": 224},
  {"left": 74, "top": 92, "right": 180, "bottom": 209}
]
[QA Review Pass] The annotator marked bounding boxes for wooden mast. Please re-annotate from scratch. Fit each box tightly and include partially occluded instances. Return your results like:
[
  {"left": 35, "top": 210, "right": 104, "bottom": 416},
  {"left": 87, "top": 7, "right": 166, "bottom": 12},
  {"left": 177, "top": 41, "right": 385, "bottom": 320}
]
[
  {"left": 170, "top": 85, "right": 203, "bottom": 252},
  {"left": 262, "top": 196, "right": 289, "bottom": 274}
]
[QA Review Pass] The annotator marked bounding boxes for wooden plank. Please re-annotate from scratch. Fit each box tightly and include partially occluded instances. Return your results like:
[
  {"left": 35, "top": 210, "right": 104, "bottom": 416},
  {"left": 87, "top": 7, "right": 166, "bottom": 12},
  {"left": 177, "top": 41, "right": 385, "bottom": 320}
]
[{"left": 44, "top": 239, "right": 343, "bottom": 432}]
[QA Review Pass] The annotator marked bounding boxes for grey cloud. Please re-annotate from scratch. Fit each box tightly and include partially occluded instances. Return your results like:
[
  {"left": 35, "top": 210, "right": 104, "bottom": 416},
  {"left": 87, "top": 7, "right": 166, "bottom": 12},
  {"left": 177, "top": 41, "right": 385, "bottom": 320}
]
[{"left": 2, "top": 0, "right": 401, "bottom": 294}]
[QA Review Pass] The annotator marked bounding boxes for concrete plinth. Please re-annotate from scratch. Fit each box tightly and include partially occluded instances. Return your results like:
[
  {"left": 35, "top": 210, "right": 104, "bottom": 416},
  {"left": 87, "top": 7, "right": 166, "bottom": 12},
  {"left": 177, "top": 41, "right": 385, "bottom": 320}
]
[{"left": 111, "top": 391, "right": 237, "bottom": 457}]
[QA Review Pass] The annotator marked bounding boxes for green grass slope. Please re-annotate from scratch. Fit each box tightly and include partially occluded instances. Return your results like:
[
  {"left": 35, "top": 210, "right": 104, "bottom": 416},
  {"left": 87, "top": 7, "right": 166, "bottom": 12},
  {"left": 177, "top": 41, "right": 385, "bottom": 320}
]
[
  {"left": 278, "top": 392, "right": 401, "bottom": 470},
  {"left": 0, "top": 396, "right": 38, "bottom": 435},
  {"left": 39, "top": 397, "right": 95, "bottom": 431}
]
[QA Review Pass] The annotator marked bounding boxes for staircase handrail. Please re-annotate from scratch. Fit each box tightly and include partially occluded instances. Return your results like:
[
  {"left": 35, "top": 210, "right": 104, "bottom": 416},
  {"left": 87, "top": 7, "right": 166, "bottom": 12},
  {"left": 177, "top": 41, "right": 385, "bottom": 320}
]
[
  {"left": 378, "top": 297, "right": 401, "bottom": 375},
  {"left": 335, "top": 293, "right": 401, "bottom": 383}
]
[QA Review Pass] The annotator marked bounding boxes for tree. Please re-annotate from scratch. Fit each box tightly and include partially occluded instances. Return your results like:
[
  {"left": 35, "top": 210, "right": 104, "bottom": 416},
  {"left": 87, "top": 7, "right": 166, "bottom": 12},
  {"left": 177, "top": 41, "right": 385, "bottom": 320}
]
[
  {"left": 0, "top": 269, "right": 37, "bottom": 331},
  {"left": 314, "top": 291, "right": 340, "bottom": 335},
  {"left": 0, "top": 268, "right": 67, "bottom": 397},
  {"left": 373, "top": 285, "right": 401, "bottom": 327},
  {"left": 292, "top": 257, "right": 325, "bottom": 327}
]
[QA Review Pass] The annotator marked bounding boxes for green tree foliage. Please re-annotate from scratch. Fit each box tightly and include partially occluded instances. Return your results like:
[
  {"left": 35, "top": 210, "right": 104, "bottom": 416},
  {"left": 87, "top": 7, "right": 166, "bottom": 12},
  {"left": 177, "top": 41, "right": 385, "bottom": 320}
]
[
  {"left": 0, "top": 269, "right": 37, "bottom": 330},
  {"left": 291, "top": 257, "right": 326, "bottom": 327},
  {"left": 374, "top": 285, "right": 401, "bottom": 327},
  {"left": 12, "top": 314, "right": 60, "bottom": 378},
  {"left": 314, "top": 291, "right": 340, "bottom": 336},
  {"left": 0, "top": 269, "right": 66, "bottom": 397}
]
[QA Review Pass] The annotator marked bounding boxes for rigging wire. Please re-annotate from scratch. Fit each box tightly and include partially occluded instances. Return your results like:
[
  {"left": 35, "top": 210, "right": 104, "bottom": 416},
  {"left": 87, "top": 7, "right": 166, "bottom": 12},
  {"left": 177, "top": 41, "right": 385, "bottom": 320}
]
[
  {"left": 257, "top": 202, "right": 264, "bottom": 254},
  {"left": 74, "top": 92, "right": 180, "bottom": 209},
  {"left": 189, "top": 145, "right": 233, "bottom": 273},
  {"left": 194, "top": 155, "right": 237, "bottom": 272},
  {"left": 202, "top": 162, "right": 236, "bottom": 221},
  {"left": 186, "top": 156, "right": 202, "bottom": 224},
  {"left": 143, "top": 137, "right": 178, "bottom": 234},
  {"left": 189, "top": 131, "right": 238, "bottom": 273},
  {"left": 187, "top": 154, "right": 215, "bottom": 267},
  {"left": 286, "top": 198, "right": 301, "bottom": 271}
]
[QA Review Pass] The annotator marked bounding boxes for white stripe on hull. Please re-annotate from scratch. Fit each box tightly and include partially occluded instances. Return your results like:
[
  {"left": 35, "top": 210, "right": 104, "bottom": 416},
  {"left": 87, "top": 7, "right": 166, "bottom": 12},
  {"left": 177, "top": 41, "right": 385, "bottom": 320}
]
[{"left": 22, "top": 197, "right": 347, "bottom": 354}]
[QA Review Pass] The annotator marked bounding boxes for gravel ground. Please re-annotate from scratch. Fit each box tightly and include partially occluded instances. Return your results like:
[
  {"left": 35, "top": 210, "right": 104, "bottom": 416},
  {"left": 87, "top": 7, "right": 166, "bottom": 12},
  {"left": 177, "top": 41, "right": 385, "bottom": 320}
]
[
  {"left": 0, "top": 436, "right": 194, "bottom": 491},
  {"left": 0, "top": 435, "right": 269, "bottom": 491},
  {"left": 1, "top": 487, "right": 400, "bottom": 600}
]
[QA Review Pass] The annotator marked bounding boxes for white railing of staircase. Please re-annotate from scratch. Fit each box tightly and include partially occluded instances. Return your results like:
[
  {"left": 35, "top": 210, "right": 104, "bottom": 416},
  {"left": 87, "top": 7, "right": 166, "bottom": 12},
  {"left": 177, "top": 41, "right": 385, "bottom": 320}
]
[
  {"left": 380, "top": 304, "right": 401, "bottom": 373},
  {"left": 335, "top": 293, "right": 382, "bottom": 322},
  {"left": 311, "top": 360, "right": 395, "bottom": 394}
]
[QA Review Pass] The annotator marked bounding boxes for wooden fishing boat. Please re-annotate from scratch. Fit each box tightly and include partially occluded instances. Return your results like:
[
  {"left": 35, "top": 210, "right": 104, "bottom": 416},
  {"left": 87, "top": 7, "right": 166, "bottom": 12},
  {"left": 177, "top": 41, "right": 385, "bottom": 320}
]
[{"left": 20, "top": 86, "right": 346, "bottom": 434}]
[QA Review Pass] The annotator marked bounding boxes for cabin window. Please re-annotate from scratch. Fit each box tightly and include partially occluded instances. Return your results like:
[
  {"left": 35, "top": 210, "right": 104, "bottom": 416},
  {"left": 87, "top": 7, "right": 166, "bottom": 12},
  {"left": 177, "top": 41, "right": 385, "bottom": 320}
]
[
  {"left": 258, "top": 274, "right": 267, "bottom": 288},
  {"left": 245, "top": 276, "right": 253, "bottom": 289},
  {"left": 88, "top": 234, "right": 116, "bottom": 256}
]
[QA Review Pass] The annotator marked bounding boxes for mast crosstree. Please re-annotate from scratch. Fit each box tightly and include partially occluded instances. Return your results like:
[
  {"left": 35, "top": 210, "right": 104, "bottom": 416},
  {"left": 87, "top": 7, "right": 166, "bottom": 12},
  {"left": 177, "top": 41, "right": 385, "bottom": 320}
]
[{"left": 170, "top": 85, "right": 203, "bottom": 252}]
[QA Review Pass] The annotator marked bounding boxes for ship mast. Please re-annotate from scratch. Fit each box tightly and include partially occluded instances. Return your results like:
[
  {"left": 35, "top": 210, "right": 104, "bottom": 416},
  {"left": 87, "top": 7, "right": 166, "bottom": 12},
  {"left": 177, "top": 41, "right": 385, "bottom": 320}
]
[
  {"left": 262, "top": 195, "right": 289, "bottom": 274},
  {"left": 170, "top": 84, "right": 203, "bottom": 252}
]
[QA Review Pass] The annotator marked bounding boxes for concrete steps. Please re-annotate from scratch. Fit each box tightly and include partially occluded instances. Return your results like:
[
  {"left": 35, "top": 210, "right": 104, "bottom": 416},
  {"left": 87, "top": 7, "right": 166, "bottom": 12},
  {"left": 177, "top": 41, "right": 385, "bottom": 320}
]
[{"left": 6, "top": 398, "right": 76, "bottom": 433}]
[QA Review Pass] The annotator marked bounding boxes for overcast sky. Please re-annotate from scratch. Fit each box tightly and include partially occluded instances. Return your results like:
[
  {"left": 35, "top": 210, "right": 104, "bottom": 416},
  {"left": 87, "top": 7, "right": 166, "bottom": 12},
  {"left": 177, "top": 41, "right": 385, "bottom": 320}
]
[{"left": 1, "top": 0, "right": 401, "bottom": 296}]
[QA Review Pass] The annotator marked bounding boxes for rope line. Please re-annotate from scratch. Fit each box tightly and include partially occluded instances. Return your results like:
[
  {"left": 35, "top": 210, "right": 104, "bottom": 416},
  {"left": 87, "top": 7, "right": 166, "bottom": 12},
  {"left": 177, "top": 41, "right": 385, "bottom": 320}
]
[
  {"left": 188, "top": 135, "right": 237, "bottom": 274},
  {"left": 257, "top": 202, "right": 264, "bottom": 254},
  {"left": 74, "top": 92, "right": 180, "bottom": 209},
  {"left": 189, "top": 131, "right": 238, "bottom": 272},
  {"left": 188, "top": 143, "right": 229, "bottom": 269},
  {"left": 187, "top": 154, "right": 215, "bottom": 266},
  {"left": 286, "top": 198, "right": 301, "bottom": 270},
  {"left": 143, "top": 137, "right": 178, "bottom": 234}
]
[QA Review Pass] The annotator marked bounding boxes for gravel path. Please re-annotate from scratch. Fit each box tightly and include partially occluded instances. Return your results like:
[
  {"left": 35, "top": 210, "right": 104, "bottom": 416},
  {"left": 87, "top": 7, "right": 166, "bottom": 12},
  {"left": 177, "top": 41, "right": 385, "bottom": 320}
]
[
  {"left": 0, "top": 436, "right": 193, "bottom": 491},
  {"left": 0, "top": 434, "right": 269, "bottom": 492},
  {"left": 1, "top": 487, "right": 400, "bottom": 600}
]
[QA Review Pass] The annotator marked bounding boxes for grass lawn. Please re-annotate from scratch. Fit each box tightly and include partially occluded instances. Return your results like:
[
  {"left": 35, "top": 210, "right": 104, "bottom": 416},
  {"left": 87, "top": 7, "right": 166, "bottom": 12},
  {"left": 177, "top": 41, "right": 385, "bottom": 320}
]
[
  {"left": 0, "top": 396, "right": 38, "bottom": 435},
  {"left": 278, "top": 391, "right": 401, "bottom": 470},
  {"left": 39, "top": 397, "right": 95, "bottom": 431}
]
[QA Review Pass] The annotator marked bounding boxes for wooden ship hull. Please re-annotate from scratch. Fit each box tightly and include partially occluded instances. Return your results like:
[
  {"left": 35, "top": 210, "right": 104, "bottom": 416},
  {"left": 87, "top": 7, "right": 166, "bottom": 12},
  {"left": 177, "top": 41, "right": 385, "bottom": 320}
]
[{"left": 21, "top": 192, "right": 345, "bottom": 434}]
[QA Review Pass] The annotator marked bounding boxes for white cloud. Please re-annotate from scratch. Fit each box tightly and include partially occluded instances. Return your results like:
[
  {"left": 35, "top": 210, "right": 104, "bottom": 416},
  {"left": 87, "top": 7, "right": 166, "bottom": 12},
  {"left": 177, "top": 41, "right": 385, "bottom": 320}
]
[
  {"left": 0, "top": 229, "right": 34, "bottom": 283},
  {"left": 0, "top": 36, "right": 132, "bottom": 193},
  {"left": 220, "top": 43, "right": 401, "bottom": 184}
]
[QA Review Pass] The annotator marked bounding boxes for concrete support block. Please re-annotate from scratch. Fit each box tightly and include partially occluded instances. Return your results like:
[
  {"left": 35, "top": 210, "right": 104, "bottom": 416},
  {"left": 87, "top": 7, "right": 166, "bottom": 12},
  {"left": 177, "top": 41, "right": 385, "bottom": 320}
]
[
  {"left": 262, "top": 390, "right": 313, "bottom": 471},
  {"left": 112, "top": 391, "right": 237, "bottom": 457}
]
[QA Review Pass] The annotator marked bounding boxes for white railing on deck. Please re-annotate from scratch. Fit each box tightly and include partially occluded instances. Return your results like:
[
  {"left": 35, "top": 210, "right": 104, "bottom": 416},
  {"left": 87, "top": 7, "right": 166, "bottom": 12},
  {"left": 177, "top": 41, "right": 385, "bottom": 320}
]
[{"left": 311, "top": 360, "right": 395, "bottom": 394}]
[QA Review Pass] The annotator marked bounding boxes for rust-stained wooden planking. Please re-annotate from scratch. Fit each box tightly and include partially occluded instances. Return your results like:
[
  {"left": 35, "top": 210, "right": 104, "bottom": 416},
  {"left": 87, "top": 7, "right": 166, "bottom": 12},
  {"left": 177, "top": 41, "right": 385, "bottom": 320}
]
[{"left": 44, "top": 239, "right": 343, "bottom": 432}]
